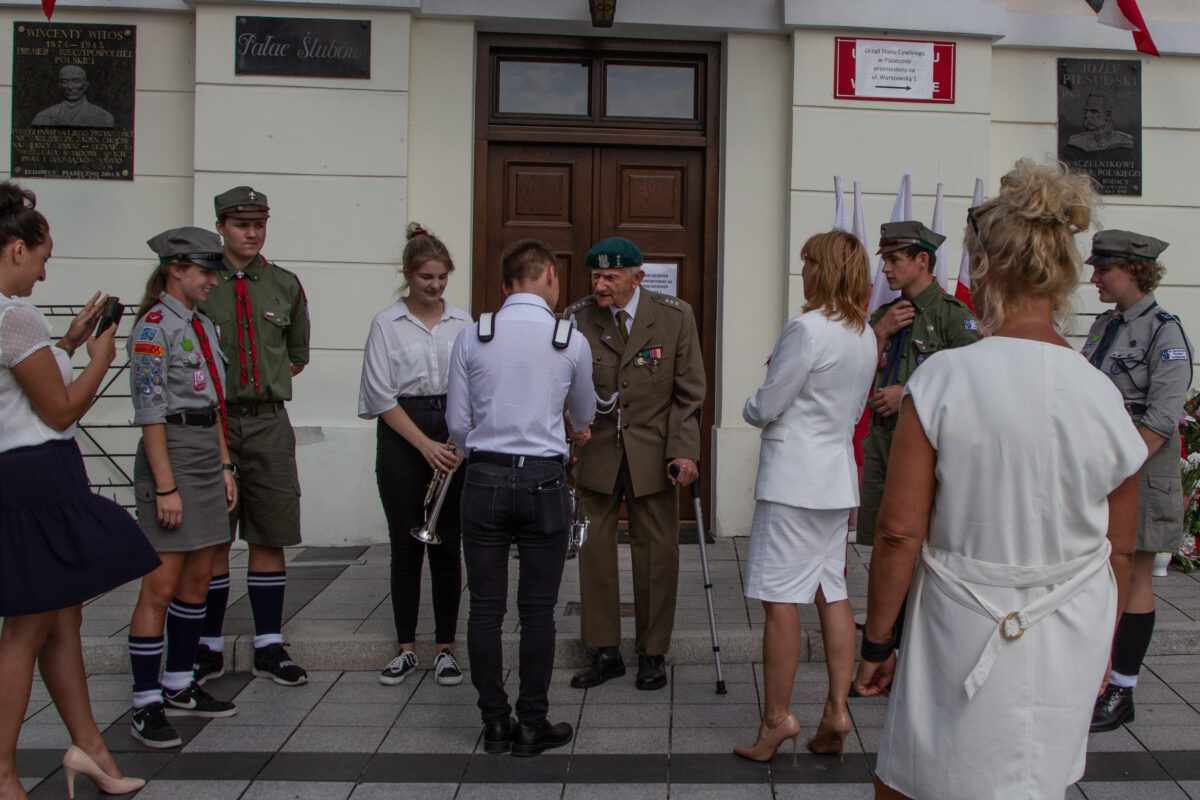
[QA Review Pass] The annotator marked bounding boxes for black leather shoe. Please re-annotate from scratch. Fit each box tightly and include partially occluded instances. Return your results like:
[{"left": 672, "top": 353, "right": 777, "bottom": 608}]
[
  {"left": 570, "top": 647, "right": 625, "bottom": 689},
  {"left": 636, "top": 654, "right": 667, "bottom": 691},
  {"left": 511, "top": 719, "right": 573, "bottom": 757},
  {"left": 483, "top": 716, "right": 516, "bottom": 754},
  {"left": 1090, "top": 685, "right": 1135, "bottom": 733}
]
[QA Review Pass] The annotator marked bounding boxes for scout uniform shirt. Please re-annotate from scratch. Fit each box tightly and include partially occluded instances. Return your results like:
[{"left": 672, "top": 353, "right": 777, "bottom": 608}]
[
  {"left": 198, "top": 254, "right": 310, "bottom": 404},
  {"left": 128, "top": 294, "right": 225, "bottom": 424},
  {"left": 871, "top": 280, "right": 980, "bottom": 395}
]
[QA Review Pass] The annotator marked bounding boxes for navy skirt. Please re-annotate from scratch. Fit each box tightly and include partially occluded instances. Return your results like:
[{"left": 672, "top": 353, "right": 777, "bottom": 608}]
[{"left": 0, "top": 438, "right": 160, "bottom": 617}]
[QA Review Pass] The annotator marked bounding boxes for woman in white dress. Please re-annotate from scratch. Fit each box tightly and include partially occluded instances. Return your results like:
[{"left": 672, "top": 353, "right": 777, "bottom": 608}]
[
  {"left": 853, "top": 159, "right": 1147, "bottom": 800},
  {"left": 734, "top": 230, "right": 877, "bottom": 762}
]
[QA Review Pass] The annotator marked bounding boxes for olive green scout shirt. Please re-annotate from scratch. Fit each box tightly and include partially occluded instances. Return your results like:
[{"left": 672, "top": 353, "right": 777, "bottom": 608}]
[{"left": 870, "top": 280, "right": 980, "bottom": 392}]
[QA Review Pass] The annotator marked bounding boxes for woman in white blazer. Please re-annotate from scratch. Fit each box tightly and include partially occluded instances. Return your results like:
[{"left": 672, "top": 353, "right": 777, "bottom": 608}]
[{"left": 734, "top": 230, "right": 877, "bottom": 763}]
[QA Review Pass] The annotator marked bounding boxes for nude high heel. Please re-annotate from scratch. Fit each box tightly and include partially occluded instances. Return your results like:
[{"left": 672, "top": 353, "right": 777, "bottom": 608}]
[
  {"left": 806, "top": 709, "right": 852, "bottom": 762},
  {"left": 62, "top": 744, "right": 145, "bottom": 798},
  {"left": 733, "top": 713, "right": 802, "bottom": 764}
]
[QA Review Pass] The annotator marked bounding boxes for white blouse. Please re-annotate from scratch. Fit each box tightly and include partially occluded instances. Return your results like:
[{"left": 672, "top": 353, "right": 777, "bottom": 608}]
[
  {"left": 357, "top": 298, "right": 471, "bottom": 419},
  {"left": 0, "top": 295, "right": 75, "bottom": 451}
]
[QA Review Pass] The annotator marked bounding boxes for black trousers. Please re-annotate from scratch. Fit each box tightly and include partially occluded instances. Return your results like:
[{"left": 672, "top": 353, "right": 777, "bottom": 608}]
[
  {"left": 375, "top": 403, "right": 463, "bottom": 646},
  {"left": 460, "top": 460, "right": 569, "bottom": 725}
]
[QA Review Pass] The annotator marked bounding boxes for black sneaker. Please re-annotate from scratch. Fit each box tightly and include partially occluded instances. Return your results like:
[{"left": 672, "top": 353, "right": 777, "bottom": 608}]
[
  {"left": 434, "top": 649, "right": 464, "bottom": 686},
  {"left": 379, "top": 651, "right": 418, "bottom": 686},
  {"left": 194, "top": 644, "right": 225, "bottom": 686},
  {"left": 130, "top": 702, "right": 182, "bottom": 749},
  {"left": 163, "top": 683, "right": 238, "bottom": 718},
  {"left": 253, "top": 642, "right": 308, "bottom": 686}
]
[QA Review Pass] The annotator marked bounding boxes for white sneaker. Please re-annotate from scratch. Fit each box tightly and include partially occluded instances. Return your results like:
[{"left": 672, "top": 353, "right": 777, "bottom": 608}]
[
  {"left": 434, "top": 649, "right": 464, "bottom": 686},
  {"left": 380, "top": 651, "right": 418, "bottom": 686}
]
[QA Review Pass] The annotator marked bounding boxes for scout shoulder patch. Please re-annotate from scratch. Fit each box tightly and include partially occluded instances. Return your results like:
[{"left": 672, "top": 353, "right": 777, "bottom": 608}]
[
  {"left": 137, "top": 326, "right": 160, "bottom": 342},
  {"left": 1162, "top": 348, "right": 1189, "bottom": 362},
  {"left": 964, "top": 319, "right": 979, "bottom": 331},
  {"left": 145, "top": 311, "right": 163, "bottom": 324},
  {"left": 133, "top": 341, "right": 164, "bottom": 358}
]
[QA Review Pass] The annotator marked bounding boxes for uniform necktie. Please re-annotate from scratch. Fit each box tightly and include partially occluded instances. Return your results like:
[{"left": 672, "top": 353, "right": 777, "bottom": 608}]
[
  {"left": 883, "top": 326, "right": 910, "bottom": 386},
  {"left": 191, "top": 314, "right": 229, "bottom": 439},
  {"left": 616, "top": 309, "right": 631, "bottom": 344},
  {"left": 234, "top": 271, "right": 261, "bottom": 393},
  {"left": 1088, "top": 315, "right": 1123, "bottom": 370}
]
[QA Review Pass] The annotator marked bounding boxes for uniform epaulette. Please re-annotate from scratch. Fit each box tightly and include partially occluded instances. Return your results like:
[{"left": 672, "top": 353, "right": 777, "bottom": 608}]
[
  {"left": 564, "top": 296, "right": 597, "bottom": 316},
  {"left": 650, "top": 292, "right": 683, "bottom": 311},
  {"left": 941, "top": 292, "right": 971, "bottom": 311},
  {"left": 271, "top": 262, "right": 301, "bottom": 281},
  {"left": 1156, "top": 309, "right": 1180, "bottom": 323}
]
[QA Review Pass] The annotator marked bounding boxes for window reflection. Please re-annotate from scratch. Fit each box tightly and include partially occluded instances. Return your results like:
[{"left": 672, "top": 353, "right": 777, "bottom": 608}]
[
  {"left": 498, "top": 60, "right": 589, "bottom": 115},
  {"left": 605, "top": 64, "right": 695, "bottom": 119}
]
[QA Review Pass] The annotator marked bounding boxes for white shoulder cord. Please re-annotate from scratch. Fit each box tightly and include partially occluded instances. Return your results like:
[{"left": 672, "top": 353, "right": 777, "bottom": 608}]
[{"left": 595, "top": 391, "right": 620, "bottom": 443}]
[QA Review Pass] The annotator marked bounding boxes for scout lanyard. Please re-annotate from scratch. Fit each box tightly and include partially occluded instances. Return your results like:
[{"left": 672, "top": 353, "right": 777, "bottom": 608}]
[
  {"left": 233, "top": 259, "right": 262, "bottom": 393},
  {"left": 190, "top": 314, "right": 229, "bottom": 441}
]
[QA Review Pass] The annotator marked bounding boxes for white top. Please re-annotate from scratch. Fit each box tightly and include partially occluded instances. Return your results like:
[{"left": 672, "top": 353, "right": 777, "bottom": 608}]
[
  {"left": 446, "top": 293, "right": 595, "bottom": 458},
  {"left": 610, "top": 286, "right": 641, "bottom": 334},
  {"left": 876, "top": 337, "right": 1146, "bottom": 800},
  {"left": 742, "top": 310, "right": 876, "bottom": 509},
  {"left": 0, "top": 295, "right": 75, "bottom": 451},
  {"left": 358, "top": 298, "right": 471, "bottom": 419}
]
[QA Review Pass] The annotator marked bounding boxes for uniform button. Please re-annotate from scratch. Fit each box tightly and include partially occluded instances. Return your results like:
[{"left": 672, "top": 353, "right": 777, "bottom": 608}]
[
  {"left": 622, "top": 423, "right": 629, "bottom": 429},
  {"left": 622, "top": 402, "right": 629, "bottom": 409},
  {"left": 622, "top": 381, "right": 629, "bottom": 388}
]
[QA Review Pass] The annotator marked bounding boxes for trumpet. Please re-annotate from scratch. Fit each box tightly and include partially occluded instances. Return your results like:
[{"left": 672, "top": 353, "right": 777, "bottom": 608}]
[
  {"left": 566, "top": 485, "right": 589, "bottom": 559},
  {"left": 410, "top": 443, "right": 459, "bottom": 545}
]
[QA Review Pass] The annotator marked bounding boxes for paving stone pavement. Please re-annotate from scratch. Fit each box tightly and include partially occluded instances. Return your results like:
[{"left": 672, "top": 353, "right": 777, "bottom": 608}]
[{"left": 14, "top": 541, "right": 1200, "bottom": 798}]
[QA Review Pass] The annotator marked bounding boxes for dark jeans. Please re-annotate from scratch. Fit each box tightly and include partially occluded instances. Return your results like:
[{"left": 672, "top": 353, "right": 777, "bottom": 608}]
[
  {"left": 376, "top": 407, "right": 463, "bottom": 645},
  {"left": 460, "top": 460, "right": 569, "bottom": 725}
]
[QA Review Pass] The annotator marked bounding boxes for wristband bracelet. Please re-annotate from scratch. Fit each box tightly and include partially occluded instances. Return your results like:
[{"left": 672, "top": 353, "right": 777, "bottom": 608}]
[
  {"left": 860, "top": 631, "right": 896, "bottom": 663},
  {"left": 155, "top": 486, "right": 178, "bottom": 497},
  {"left": 222, "top": 463, "right": 237, "bottom": 476}
]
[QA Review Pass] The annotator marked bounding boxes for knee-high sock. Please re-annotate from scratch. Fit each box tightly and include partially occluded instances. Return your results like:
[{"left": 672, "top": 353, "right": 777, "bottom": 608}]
[
  {"left": 129, "top": 635, "right": 164, "bottom": 707},
  {"left": 1112, "top": 610, "right": 1156, "bottom": 685},
  {"left": 247, "top": 570, "right": 286, "bottom": 648},
  {"left": 164, "top": 598, "right": 206, "bottom": 691},
  {"left": 200, "top": 572, "right": 231, "bottom": 651}
]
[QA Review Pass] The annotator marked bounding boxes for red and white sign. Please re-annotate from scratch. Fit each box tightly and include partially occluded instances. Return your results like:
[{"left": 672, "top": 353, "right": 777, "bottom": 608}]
[{"left": 834, "top": 37, "right": 955, "bottom": 104}]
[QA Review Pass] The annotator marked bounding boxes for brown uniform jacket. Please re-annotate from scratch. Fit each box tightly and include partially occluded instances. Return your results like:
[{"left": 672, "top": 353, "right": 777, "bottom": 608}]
[{"left": 567, "top": 291, "right": 706, "bottom": 498}]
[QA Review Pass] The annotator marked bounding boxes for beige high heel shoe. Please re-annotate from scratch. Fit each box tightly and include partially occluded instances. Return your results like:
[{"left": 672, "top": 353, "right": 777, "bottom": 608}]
[
  {"left": 62, "top": 745, "right": 145, "bottom": 798},
  {"left": 733, "top": 713, "right": 802, "bottom": 764},
  {"left": 806, "top": 709, "right": 852, "bottom": 762}
]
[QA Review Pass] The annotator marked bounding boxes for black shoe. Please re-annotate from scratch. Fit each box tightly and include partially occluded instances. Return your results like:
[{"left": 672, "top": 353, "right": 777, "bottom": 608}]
[
  {"left": 1091, "top": 685, "right": 1135, "bottom": 733},
  {"left": 194, "top": 643, "right": 225, "bottom": 686},
  {"left": 163, "top": 683, "right": 238, "bottom": 718},
  {"left": 253, "top": 642, "right": 308, "bottom": 686},
  {"left": 570, "top": 647, "right": 625, "bottom": 689},
  {"left": 511, "top": 719, "right": 573, "bottom": 757},
  {"left": 483, "top": 716, "right": 516, "bottom": 754},
  {"left": 636, "top": 654, "right": 667, "bottom": 691},
  {"left": 130, "top": 702, "right": 181, "bottom": 749}
]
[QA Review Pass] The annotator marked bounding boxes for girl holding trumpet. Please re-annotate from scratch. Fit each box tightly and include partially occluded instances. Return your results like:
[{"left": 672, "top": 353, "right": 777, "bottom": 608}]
[{"left": 358, "top": 223, "right": 471, "bottom": 686}]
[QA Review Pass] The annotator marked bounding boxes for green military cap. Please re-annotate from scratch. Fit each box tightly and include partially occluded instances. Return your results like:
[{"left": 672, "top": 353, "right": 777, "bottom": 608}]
[
  {"left": 147, "top": 227, "right": 226, "bottom": 271},
  {"left": 1086, "top": 229, "right": 1169, "bottom": 266},
  {"left": 214, "top": 185, "right": 270, "bottom": 220},
  {"left": 585, "top": 237, "right": 643, "bottom": 270},
  {"left": 877, "top": 220, "right": 945, "bottom": 255}
]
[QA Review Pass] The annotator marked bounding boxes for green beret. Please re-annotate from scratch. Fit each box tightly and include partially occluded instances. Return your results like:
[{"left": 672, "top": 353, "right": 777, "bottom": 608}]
[
  {"left": 215, "top": 185, "right": 270, "bottom": 220},
  {"left": 1086, "top": 229, "right": 1169, "bottom": 266},
  {"left": 877, "top": 220, "right": 945, "bottom": 255},
  {"left": 147, "top": 227, "right": 226, "bottom": 271},
  {"left": 585, "top": 237, "right": 643, "bottom": 270}
]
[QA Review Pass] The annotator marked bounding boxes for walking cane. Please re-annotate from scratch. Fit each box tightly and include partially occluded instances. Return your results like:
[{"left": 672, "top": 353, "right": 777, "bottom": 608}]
[{"left": 669, "top": 413, "right": 726, "bottom": 695}]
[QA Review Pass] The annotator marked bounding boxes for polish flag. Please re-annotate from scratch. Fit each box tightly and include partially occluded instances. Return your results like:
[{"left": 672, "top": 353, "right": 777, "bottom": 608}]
[
  {"left": 931, "top": 182, "right": 948, "bottom": 292},
  {"left": 1085, "top": 0, "right": 1160, "bottom": 56},
  {"left": 851, "top": 181, "right": 870, "bottom": 257},
  {"left": 954, "top": 178, "right": 985, "bottom": 312},
  {"left": 867, "top": 173, "right": 911, "bottom": 312}
]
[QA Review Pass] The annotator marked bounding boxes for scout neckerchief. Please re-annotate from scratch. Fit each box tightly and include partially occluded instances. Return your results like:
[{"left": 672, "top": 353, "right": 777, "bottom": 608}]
[
  {"left": 190, "top": 314, "right": 229, "bottom": 440},
  {"left": 1087, "top": 315, "right": 1123, "bottom": 370},
  {"left": 233, "top": 257, "right": 262, "bottom": 393}
]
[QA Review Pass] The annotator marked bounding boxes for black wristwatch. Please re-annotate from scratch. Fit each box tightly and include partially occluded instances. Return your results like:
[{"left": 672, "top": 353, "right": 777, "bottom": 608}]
[{"left": 222, "top": 463, "right": 237, "bottom": 476}]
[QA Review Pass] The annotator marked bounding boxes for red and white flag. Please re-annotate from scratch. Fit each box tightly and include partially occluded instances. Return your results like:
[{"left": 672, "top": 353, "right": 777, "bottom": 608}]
[
  {"left": 954, "top": 178, "right": 985, "bottom": 312},
  {"left": 931, "top": 182, "right": 948, "bottom": 292},
  {"left": 867, "top": 173, "right": 911, "bottom": 312},
  {"left": 1085, "top": 0, "right": 1159, "bottom": 56}
]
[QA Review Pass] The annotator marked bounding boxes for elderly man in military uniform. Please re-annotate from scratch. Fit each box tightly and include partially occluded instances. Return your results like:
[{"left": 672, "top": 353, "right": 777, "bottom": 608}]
[
  {"left": 857, "top": 221, "right": 980, "bottom": 548},
  {"left": 565, "top": 237, "right": 705, "bottom": 692},
  {"left": 193, "top": 186, "right": 312, "bottom": 687},
  {"left": 31, "top": 64, "right": 114, "bottom": 128}
]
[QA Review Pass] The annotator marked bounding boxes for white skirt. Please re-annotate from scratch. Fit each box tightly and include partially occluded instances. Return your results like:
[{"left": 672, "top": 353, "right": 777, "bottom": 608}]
[{"left": 743, "top": 501, "right": 850, "bottom": 604}]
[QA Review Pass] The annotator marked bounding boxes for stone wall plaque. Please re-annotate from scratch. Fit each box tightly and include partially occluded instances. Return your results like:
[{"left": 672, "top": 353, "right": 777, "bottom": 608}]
[
  {"left": 11, "top": 21, "right": 136, "bottom": 181},
  {"left": 236, "top": 17, "right": 371, "bottom": 79},
  {"left": 1058, "top": 58, "right": 1141, "bottom": 196}
]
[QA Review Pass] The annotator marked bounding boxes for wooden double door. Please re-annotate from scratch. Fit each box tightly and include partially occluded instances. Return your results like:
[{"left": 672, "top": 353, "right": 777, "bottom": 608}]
[{"left": 476, "top": 142, "right": 713, "bottom": 523}]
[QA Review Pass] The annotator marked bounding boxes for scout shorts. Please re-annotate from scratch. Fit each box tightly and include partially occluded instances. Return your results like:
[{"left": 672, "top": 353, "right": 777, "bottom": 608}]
[
  {"left": 1137, "top": 438, "right": 1184, "bottom": 554},
  {"left": 226, "top": 405, "right": 302, "bottom": 547}
]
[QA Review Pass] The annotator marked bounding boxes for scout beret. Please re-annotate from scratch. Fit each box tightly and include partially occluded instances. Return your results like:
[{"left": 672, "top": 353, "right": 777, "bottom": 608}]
[
  {"left": 214, "top": 185, "right": 270, "bottom": 220},
  {"left": 1086, "top": 229, "right": 1169, "bottom": 266},
  {"left": 585, "top": 237, "right": 643, "bottom": 270},
  {"left": 147, "top": 227, "right": 226, "bottom": 271},
  {"left": 877, "top": 220, "right": 945, "bottom": 255}
]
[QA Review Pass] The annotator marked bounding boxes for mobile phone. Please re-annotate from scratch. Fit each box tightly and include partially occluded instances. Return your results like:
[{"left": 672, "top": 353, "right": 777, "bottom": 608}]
[{"left": 94, "top": 296, "right": 124, "bottom": 338}]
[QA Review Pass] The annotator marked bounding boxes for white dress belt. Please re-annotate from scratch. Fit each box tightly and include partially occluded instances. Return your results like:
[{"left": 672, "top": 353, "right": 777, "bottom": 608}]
[{"left": 918, "top": 540, "right": 1113, "bottom": 700}]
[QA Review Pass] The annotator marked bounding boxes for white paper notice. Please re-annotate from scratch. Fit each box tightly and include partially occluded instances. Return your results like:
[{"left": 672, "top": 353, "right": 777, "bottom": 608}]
[
  {"left": 854, "top": 39, "right": 934, "bottom": 100},
  {"left": 640, "top": 262, "right": 678, "bottom": 297}
]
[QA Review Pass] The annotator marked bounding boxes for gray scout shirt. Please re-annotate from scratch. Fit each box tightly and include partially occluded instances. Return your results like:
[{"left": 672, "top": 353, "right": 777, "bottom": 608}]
[{"left": 128, "top": 293, "right": 225, "bottom": 425}]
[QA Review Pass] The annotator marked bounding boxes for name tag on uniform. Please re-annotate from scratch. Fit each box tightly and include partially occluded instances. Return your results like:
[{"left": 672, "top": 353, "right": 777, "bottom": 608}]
[
  {"left": 634, "top": 346, "right": 663, "bottom": 367},
  {"left": 1162, "top": 348, "right": 1189, "bottom": 361}
]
